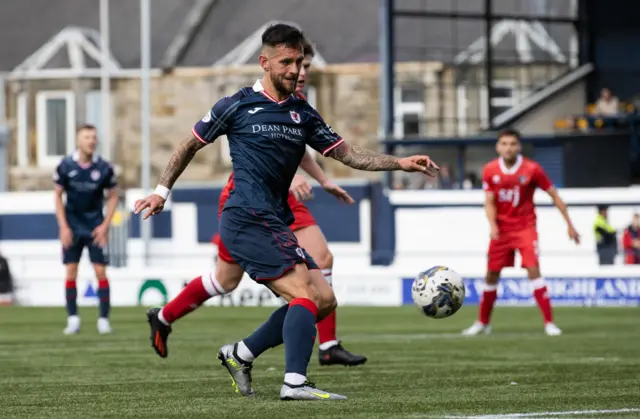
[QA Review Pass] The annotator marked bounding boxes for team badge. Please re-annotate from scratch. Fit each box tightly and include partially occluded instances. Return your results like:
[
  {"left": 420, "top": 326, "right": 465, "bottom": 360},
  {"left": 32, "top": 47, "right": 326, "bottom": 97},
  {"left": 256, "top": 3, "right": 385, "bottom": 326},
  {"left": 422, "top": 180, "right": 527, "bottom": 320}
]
[
  {"left": 201, "top": 111, "right": 212, "bottom": 123},
  {"left": 519, "top": 176, "right": 527, "bottom": 184},
  {"left": 91, "top": 170, "right": 101, "bottom": 181},
  {"left": 290, "top": 110, "right": 301, "bottom": 124},
  {"left": 492, "top": 174, "right": 500, "bottom": 184}
]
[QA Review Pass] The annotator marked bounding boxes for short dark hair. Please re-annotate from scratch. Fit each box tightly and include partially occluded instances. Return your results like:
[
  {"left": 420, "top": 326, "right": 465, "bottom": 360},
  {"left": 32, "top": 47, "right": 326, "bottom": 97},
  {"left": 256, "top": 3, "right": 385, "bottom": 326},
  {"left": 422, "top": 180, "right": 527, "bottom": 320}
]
[
  {"left": 76, "top": 123, "right": 97, "bottom": 134},
  {"left": 261, "top": 23, "right": 305, "bottom": 50},
  {"left": 497, "top": 128, "right": 521, "bottom": 141},
  {"left": 302, "top": 38, "right": 315, "bottom": 57}
]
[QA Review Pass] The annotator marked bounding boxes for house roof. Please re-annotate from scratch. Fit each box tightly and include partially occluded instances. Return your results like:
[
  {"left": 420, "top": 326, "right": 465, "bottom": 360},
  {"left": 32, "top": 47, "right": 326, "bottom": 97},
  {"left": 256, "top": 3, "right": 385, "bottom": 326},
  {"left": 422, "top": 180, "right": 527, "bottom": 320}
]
[
  {"left": 0, "top": 0, "right": 195, "bottom": 72},
  {"left": 0, "top": 0, "right": 576, "bottom": 72}
]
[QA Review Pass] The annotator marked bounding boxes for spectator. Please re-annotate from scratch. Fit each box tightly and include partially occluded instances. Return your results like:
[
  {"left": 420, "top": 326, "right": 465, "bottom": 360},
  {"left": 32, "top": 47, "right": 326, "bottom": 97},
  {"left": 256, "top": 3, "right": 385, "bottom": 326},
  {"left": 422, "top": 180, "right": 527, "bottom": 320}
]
[
  {"left": 595, "top": 88, "right": 620, "bottom": 116},
  {"left": 593, "top": 205, "right": 618, "bottom": 265},
  {"left": 0, "top": 251, "right": 14, "bottom": 305},
  {"left": 622, "top": 213, "right": 640, "bottom": 265},
  {"left": 462, "top": 172, "right": 480, "bottom": 190},
  {"left": 438, "top": 164, "right": 454, "bottom": 189}
]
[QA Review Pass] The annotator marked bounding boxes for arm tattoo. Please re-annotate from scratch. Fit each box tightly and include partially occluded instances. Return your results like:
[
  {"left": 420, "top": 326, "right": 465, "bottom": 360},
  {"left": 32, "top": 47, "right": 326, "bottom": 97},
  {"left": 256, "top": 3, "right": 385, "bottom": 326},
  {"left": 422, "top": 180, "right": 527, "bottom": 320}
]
[
  {"left": 329, "top": 143, "right": 401, "bottom": 171},
  {"left": 158, "top": 135, "right": 206, "bottom": 188}
]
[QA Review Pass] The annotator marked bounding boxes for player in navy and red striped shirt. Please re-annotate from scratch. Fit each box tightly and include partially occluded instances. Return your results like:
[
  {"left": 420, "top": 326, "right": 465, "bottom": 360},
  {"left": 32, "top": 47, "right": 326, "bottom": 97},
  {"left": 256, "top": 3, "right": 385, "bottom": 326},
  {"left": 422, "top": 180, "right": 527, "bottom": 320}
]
[
  {"left": 135, "top": 24, "right": 438, "bottom": 401},
  {"left": 207, "top": 40, "right": 367, "bottom": 367}
]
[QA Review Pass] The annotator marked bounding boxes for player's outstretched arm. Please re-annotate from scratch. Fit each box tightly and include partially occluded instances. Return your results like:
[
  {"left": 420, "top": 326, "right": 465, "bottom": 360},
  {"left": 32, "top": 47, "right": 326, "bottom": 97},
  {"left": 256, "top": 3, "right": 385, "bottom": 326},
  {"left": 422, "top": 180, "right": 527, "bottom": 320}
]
[
  {"left": 545, "top": 187, "right": 580, "bottom": 244},
  {"left": 134, "top": 134, "right": 206, "bottom": 219},
  {"left": 327, "top": 142, "right": 438, "bottom": 174},
  {"left": 157, "top": 134, "right": 206, "bottom": 189}
]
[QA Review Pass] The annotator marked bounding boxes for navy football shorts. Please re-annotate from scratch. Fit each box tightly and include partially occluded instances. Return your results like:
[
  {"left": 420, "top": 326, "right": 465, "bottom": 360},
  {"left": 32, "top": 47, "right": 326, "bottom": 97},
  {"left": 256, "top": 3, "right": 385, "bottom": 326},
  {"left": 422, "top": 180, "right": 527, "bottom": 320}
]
[
  {"left": 219, "top": 207, "right": 318, "bottom": 281},
  {"left": 62, "top": 235, "right": 109, "bottom": 265}
]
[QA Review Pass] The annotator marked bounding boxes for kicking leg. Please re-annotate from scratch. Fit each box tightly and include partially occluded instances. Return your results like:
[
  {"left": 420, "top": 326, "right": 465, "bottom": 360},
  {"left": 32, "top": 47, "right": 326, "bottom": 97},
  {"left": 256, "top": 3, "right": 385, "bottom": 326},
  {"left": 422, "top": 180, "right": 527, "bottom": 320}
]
[
  {"left": 219, "top": 265, "right": 344, "bottom": 399},
  {"left": 147, "top": 259, "right": 243, "bottom": 358},
  {"left": 295, "top": 225, "right": 367, "bottom": 366}
]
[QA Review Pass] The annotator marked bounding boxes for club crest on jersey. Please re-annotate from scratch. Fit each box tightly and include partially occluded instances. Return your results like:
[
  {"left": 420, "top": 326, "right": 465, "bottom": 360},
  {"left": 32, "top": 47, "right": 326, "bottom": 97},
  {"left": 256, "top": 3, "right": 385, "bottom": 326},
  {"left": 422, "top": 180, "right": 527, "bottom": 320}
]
[
  {"left": 91, "top": 170, "right": 101, "bottom": 181},
  {"left": 492, "top": 174, "right": 501, "bottom": 184},
  {"left": 290, "top": 110, "right": 301, "bottom": 124},
  {"left": 519, "top": 176, "right": 528, "bottom": 184}
]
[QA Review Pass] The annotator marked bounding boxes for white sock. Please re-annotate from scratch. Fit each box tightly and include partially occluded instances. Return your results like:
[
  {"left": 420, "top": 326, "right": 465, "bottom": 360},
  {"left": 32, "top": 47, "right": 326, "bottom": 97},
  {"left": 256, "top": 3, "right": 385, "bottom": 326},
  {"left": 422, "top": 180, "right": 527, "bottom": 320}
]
[
  {"left": 236, "top": 341, "right": 255, "bottom": 363},
  {"left": 530, "top": 277, "right": 546, "bottom": 290},
  {"left": 321, "top": 268, "right": 332, "bottom": 286},
  {"left": 319, "top": 340, "right": 339, "bottom": 351},
  {"left": 201, "top": 272, "right": 227, "bottom": 296},
  {"left": 284, "top": 372, "right": 307, "bottom": 386},
  {"left": 157, "top": 309, "right": 170, "bottom": 326}
]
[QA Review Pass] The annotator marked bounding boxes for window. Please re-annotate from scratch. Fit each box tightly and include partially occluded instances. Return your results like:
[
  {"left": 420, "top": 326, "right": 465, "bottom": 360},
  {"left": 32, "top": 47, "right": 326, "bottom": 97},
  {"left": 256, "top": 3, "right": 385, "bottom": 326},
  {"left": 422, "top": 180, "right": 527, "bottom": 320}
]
[
  {"left": 479, "top": 80, "right": 527, "bottom": 127},
  {"left": 394, "top": 85, "right": 425, "bottom": 139},
  {"left": 17, "top": 93, "right": 28, "bottom": 167},
  {"left": 36, "top": 91, "right": 75, "bottom": 166}
]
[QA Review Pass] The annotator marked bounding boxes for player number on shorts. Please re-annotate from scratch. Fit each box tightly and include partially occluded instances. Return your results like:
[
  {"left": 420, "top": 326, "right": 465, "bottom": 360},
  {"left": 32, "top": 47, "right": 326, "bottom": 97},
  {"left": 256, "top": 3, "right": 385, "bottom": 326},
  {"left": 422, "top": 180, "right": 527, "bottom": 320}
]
[{"left": 498, "top": 187, "right": 520, "bottom": 207}]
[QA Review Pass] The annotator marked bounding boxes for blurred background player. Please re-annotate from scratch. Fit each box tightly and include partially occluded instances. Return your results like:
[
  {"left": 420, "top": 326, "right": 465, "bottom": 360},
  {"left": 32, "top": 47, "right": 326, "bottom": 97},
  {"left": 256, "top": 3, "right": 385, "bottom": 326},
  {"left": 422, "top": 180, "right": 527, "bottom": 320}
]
[
  {"left": 462, "top": 128, "right": 580, "bottom": 337},
  {"left": 54, "top": 124, "right": 118, "bottom": 335}
]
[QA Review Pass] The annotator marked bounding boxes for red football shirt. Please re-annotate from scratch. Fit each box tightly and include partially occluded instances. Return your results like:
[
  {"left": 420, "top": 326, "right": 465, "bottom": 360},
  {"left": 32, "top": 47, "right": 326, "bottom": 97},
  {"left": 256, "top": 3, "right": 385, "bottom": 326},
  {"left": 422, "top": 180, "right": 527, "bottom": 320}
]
[{"left": 482, "top": 156, "right": 553, "bottom": 233}]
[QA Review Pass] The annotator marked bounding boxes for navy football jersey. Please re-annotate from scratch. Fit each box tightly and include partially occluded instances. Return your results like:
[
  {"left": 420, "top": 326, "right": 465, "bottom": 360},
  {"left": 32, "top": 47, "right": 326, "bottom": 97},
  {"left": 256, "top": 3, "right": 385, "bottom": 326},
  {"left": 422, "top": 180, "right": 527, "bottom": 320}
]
[
  {"left": 193, "top": 80, "right": 344, "bottom": 224},
  {"left": 54, "top": 152, "right": 117, "bottom": 236}
]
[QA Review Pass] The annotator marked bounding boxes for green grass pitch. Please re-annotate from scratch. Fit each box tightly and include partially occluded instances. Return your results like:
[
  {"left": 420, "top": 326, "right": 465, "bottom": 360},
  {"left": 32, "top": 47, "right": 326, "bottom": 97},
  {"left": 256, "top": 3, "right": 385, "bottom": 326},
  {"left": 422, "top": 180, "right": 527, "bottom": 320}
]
[{"left": 1, "top": 305, "right": 639, "bottom": 419}]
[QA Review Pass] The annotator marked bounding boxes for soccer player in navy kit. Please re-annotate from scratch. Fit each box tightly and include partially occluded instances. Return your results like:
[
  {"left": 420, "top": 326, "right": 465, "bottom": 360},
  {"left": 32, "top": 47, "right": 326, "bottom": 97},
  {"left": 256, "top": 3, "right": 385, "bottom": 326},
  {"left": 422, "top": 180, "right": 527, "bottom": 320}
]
[
  {"left": 135, "top": 24, "right": 438, "bottom": 400},
  {"left": 54, "top": 124, "right": 118, "bottom": 335}
]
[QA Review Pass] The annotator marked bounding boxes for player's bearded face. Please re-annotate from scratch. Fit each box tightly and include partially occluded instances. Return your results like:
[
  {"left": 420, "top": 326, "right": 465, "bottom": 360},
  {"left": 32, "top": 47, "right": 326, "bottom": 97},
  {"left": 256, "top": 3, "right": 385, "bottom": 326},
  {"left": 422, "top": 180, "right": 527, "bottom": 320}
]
[
  {"left": 265, "top": 45, "right": 304, "bottom": 95},
  {"left": 496, "top": 135, "right": 521, "bottom": 162}
]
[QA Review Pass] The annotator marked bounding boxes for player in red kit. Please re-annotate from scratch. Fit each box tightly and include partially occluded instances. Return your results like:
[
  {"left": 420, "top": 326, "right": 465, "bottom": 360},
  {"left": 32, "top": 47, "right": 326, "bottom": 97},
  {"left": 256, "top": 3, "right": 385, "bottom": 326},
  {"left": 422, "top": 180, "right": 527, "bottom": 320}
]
[
  {"left": 149, "top": 38, "right": 368, "bottom": 366},
  {"left": 462, "top": 129, "right": 580, "bottom": 337}
]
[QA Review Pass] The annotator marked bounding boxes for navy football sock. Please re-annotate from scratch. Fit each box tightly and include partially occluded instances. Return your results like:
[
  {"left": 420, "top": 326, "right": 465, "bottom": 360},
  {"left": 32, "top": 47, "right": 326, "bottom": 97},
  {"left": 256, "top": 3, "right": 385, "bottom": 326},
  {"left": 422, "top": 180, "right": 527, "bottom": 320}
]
[
  {"left": 65, "top": 279, "right": 78, "bottom": 316},
  {"left": 242, "top": 304, "right": 289, "bottom": 360},
  {"left": 97, "top": 278, "right": 110, "bottom": 319},
  {"left": 283, "top": 298, "right": 318, "bottom": 379}
]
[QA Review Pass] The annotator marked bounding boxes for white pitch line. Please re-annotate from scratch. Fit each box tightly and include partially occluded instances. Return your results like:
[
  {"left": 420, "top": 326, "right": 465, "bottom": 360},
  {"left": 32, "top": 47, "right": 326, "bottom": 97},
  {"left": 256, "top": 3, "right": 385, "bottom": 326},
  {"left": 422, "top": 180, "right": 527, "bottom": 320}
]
[{"left": 418, "top": 408, "right": 640, "bottom": 419}]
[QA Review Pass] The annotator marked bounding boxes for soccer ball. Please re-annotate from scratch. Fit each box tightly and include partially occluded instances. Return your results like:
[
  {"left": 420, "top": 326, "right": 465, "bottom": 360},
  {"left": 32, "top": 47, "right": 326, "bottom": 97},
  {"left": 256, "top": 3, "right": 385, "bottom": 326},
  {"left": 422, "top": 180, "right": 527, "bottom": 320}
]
[{"left": 411, "top": 266, "right": 465, "bottom": 319}]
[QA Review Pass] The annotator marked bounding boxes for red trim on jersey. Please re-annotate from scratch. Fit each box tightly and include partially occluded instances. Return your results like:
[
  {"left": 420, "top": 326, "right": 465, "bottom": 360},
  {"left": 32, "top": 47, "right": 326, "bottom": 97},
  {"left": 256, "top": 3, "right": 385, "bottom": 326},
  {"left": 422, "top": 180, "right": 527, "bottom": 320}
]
[
  {"left": 322, "top": 138, "right": 345, "bottom": 156},
  {"left": 192, "top": 127, "right": 207, "bottom": 144},
  {"left": 260, "top": 91, "right": 291, "bottom": 105}
]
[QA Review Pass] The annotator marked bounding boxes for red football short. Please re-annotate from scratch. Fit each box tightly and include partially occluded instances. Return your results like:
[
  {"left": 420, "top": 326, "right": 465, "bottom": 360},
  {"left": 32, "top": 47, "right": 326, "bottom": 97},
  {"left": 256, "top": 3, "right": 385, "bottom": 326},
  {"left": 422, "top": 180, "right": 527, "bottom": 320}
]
[
  {"left": 213, "top": 193, "right": 317, "bottom": 264},
  {"left": 487, "top": 227, "right": 539, "bottom": 272},
  {"left": 287, "top": 193, "right": 317, "bottom": 231}
]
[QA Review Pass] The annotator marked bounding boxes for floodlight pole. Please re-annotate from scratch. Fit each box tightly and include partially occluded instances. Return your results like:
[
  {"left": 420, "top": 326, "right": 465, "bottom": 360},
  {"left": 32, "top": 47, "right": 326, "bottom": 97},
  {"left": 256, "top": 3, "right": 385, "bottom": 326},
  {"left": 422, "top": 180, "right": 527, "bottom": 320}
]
[
  {"left": 140, "top": 0, "right": 152, "bottom": 266},
  {"left": 380, "top": 0, "right": 395, "bottom": 188},
  {"left": 484, "top": 0, "right": 494, "bottom": 130},
  {"left": 100, "top": 0, "right": 111, "bottom": 161}
]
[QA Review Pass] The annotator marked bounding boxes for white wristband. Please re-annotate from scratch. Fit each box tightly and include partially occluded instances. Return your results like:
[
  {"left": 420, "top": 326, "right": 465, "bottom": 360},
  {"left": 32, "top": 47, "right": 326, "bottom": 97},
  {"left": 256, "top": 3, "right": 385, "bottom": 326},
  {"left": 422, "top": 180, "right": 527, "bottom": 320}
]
[{"left": 154, "top": 185, "right": 170, "bottom": 200}]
